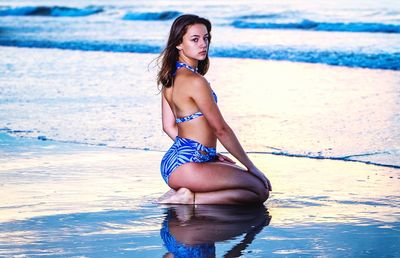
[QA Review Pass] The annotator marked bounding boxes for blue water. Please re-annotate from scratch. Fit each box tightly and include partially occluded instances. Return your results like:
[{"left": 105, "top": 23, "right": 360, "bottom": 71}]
[
  {"left": 0, "top": 0, "right": 399, "bottom": 167},
  {"left": 1, "top": 204, "right": 399, "bottom": 257},
  {"left": 1, "top": 132, "right": 400, "bottom": 256},
  {"left": 0, "top": 6, "right": 103, "bottom": 17},
  {"left": 0, "top": 0, "right": 399, "bottom": 70},
  {"left": 1, "top": 2, "right": 400, "bottom": 256}
]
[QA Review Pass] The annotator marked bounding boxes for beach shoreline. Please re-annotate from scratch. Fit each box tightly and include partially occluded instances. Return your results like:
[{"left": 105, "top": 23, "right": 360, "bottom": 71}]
[
  {"left": 1, "top": 0, "right": 400, "bottom": 255},
  {"left": 1, "top": 46, "right": 399, "bottom": 168},
  {"left": 1, "top": 132, "right": 399, "bottom": 224},
  {"left": 1, "top": 132, "right": 400, "bottom": 256}
]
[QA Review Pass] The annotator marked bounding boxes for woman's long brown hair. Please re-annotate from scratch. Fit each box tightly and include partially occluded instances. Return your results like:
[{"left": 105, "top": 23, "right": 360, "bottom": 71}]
[{"left": 157, "top": 14, "right": 212, "bottom": 89}]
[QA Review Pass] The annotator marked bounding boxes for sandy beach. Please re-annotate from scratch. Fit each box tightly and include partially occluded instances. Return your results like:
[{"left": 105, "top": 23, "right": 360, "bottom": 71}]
[
  {"left": 1, "top": 132, "right": 399, "bottom": 225},
  {"left": 1, "top": 0, "right": 400, "bottom": 255},
  {"left": 1, "top": 43, "right": 399, "bottom": 256},
  {"left": 1, "top": 46, "right": 399, "bottom": 167},
  {"left": 1, "top": 132, "right": 399, "bottom": 256},
  {"left": 0, "top": 44, "right": 400, "bottom": 257}
]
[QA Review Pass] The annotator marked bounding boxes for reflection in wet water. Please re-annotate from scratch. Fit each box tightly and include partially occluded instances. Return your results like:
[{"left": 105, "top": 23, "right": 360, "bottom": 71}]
[
  {"left": 1, "top": 203, "right": 399, "bottom": 257},
  {"left": 0, "top": 204, "right": 271, "bottom": 257},
  {"left": 160, "top": 204, "right": 271, "bottom": 258}
]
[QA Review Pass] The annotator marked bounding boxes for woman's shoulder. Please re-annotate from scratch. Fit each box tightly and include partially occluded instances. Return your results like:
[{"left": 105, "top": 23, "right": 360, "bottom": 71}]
[
  {"left": 176, "top": 70, "right": 210, "bottom": 91},
  {"left": 181, "top": 72, "right": 209, "bottom": 88}
]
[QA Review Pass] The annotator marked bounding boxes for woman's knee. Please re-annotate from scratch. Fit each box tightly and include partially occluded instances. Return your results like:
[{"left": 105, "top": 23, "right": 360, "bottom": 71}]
[
  {"left": 237, "top": 189, "right": 269, "bottom": 204},
  {"left": 261, "top": 189, "right": 270, "bottom": 202},
  {"left": 246, "top": 174, "right": 269, "bottom": 201},
  {"left": 250, "top": 189, "right": 269, "bottom": 204}
]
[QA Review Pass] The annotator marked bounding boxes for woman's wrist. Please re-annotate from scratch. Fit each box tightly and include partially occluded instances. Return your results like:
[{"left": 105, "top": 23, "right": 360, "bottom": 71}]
[{"left": 245, "top": 162, "right": 257, "bottom": 171}]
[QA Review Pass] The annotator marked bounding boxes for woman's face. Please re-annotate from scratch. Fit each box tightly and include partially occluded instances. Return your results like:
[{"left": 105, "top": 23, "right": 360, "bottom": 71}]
[{"left": 177, "top": 23, "right": 209, "bottom": 62}]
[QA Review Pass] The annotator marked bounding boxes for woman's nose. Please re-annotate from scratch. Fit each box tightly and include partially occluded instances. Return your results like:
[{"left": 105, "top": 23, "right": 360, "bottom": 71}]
[{"left": 200, "top": 39, "right": 207, "bottom": 47}]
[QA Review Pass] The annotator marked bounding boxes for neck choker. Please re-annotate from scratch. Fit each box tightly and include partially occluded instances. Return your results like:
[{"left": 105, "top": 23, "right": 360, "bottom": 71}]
[{"left": 176, "top": 61, "right": 198, "bottom": 73}]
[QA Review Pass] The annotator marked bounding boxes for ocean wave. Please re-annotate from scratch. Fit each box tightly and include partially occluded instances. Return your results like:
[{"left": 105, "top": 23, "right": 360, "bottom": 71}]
[
  {"left": 236, "top": 11, "right": 300, "bottom": 20},
  {"left": 122, "top": 11, "right": 181, "bottom": 21},
  {"left": 0, "top": 6, "right": 103, "bottom": 17},
  {"left": 1, "top": 129, "right": 398, "bottom": 169},
  {"left": 245, "top": 150, "right": 400, "bottom": 169},
  {"left": 0, "top": 39, "right": 162, "bottom": 53},
  {"left": 232, "top": 19, "right": 400, "bottom": 33},
  {"left": 211, "top": 46, "right": 400, "bottom": 70},
  {"left": 0, "top": 39, "right": 398, "bottom": 70}
]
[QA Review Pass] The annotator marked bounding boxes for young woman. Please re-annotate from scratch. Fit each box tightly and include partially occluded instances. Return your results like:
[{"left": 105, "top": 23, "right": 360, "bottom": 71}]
[{"left": 157, "top": 14, "right": 272, "bottom": 205}]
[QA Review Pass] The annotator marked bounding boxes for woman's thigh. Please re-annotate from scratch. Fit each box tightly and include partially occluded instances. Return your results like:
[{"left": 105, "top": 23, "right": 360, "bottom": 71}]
[{"left": 168, "top": 161, "right": 266, "bottom": 193}]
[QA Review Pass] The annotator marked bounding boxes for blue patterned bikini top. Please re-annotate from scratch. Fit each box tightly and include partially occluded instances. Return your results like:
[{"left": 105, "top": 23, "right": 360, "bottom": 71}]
[{"left": 174, "top": 61, "right": 218, "bottom": 124}]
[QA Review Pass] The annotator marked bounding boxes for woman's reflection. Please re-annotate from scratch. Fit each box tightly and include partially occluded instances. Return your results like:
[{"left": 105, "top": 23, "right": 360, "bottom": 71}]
[{"left": 160, "top": 204, "right": 271, "bottom": 258}]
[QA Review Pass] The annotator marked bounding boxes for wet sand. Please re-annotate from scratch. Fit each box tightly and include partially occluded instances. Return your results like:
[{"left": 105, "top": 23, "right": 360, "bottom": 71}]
[
  {"left": 1, "top": 134, "right": 399, "bottom": 256},
  {"left": 1, "top": 133, "right": 399, "bottom": 225},
  {"left": 1, "top": 46, "right": 399, "bottom": 256},
  {"left": 1, "top": 46, "right": 399, "bottom": 167}
]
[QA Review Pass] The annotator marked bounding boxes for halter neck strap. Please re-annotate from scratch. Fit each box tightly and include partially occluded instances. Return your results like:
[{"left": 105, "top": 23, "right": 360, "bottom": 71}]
[{"left": 175, "top": 61, "right": 198, "bottom": 74}]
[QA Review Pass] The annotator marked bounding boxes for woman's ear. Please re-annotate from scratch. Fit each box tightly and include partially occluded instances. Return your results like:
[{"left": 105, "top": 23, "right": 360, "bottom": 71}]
[{"left": 176, "top": 44, "right": 183, "bottom": 50}]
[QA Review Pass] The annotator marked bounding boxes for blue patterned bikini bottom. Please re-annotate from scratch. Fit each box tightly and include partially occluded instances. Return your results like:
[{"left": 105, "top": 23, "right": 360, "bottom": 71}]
[{"left": 160, "top": 136, "right": 217, "bottom": 184}]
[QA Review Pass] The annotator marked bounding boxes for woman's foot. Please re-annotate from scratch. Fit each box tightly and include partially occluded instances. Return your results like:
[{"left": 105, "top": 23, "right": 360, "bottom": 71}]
[
  {"left": 157, "top": 189, "right": 176, "bottom": 203},
  {"left": 158, "top": 188, "right": 194, "bottom": 205}
]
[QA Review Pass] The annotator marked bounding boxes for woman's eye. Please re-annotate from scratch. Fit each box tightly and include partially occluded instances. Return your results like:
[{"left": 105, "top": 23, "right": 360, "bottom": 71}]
[{"left": 192, "top": 38, "right": 198, "bottom": 42}]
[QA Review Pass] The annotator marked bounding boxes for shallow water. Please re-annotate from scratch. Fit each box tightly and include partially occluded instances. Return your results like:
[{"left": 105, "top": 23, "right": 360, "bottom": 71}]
[
  {"left": 0, "top": 0, "right": 399, "bottom": 69},
  {"left": 1, "top": 47, "right": 399, "bottom": 167},
  {"left": 1, "top": 134, "right": 399, "bottom": 257},
  {"left": 1, "top": 1, "right": 400, "bottom": 256},
  {"left": 1, "top": 0, "right": 399, "bottom": 166},
  {"left": 1, "top": 204, "right": 399, "bottom": 257}
]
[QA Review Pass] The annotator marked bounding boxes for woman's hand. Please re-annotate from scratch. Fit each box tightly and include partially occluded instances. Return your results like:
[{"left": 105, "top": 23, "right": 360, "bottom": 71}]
[
  {"left": 216, "top": 153, "right": 236, "bottom": 164},
  {"left": 248, "top": 166, "right": 272, "bottom": 191}
]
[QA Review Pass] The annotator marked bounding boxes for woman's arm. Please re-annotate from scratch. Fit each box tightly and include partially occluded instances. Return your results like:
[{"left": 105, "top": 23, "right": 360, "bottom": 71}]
[
  {"left": 190, "top": 77, "right": 272, "bottom": 190},
  {"left": 190, "top": 77, "right": 254, "bottom": 168},
  {"left": 162, "top": 92, "right": 178, "bottom": 141}
]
